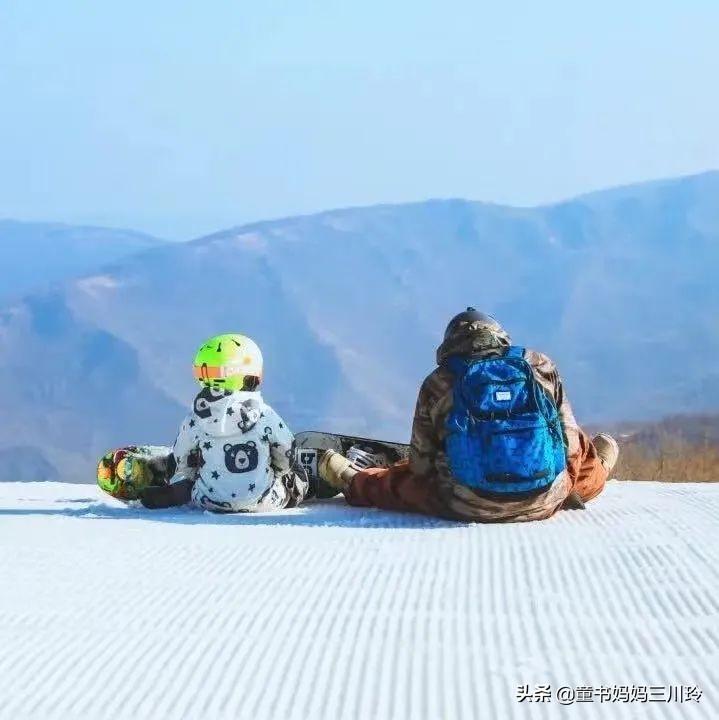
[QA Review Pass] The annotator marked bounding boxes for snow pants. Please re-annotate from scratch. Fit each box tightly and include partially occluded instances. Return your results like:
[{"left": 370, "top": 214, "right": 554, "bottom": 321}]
[{"left": 343, "top": 429, "right": 609, "bottom": 522}]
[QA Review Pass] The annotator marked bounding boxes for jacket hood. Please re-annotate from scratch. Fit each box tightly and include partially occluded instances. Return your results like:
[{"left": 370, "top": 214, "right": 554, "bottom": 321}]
[
  {"left": 436, "top": 319, "right": 511, "bottom": 365},
  {"left": 192, "top": 387, "right": 265, "bottom": 437}
]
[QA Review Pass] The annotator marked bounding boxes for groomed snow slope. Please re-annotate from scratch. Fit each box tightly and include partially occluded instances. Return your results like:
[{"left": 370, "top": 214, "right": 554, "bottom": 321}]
[{"left": 0, "top": 481, "right": 717, "bottom": 720}]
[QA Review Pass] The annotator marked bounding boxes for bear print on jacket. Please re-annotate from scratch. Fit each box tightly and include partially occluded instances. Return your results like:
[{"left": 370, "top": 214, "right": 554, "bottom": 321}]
[
  {"left": 193, "top": 386, "right": 231, "bottom": 419},
  {"left": 223, "top": 441, "right": 259, "bottom": 474}
]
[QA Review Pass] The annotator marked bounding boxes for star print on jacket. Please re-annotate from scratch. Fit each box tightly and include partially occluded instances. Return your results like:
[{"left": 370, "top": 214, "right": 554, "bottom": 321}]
[{"left": 171, "top": 388, "right": 297, "bottom": 513}]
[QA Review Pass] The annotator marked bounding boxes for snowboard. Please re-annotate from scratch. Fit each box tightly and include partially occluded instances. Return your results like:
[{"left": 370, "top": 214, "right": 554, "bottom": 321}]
[
  {"left": 97, "top": 445, "right": 174, "bottom": 501},
  {"left": 294, "top": 431, "right": 410, "bottom": 499}
]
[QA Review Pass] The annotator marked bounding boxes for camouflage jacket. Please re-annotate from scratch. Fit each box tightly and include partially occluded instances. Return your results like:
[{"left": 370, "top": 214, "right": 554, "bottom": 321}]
[{"left": 409, "top": 322, "right": 579, "bottom": 522}]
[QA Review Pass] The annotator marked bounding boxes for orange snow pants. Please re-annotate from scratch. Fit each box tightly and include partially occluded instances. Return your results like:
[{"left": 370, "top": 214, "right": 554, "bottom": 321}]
[{"left": 344, "top": 429, "right": 608, "bottom": 520}]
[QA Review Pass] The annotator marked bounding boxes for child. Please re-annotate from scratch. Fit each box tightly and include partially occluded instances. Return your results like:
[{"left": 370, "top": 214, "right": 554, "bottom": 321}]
[{"left": 127, "top": 333, "right": 308, "bottom": 512}]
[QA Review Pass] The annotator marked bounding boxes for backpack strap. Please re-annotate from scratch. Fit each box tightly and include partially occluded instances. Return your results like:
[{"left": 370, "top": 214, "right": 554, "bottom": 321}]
[
  {"left": 444, "top": 355, "right": 467, "bottom": 375},
  {"left": 504, "top": 345, "right": 525, "bottom": 359}
]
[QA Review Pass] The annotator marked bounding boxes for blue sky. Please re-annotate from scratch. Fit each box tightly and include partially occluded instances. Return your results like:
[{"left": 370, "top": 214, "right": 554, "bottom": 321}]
[{"left": 1, "top": 1, "right": 717, "bottom": 239}]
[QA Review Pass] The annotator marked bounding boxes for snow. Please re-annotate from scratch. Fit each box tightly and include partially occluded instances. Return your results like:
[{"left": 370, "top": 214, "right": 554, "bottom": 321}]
[{"left": 0, "top": 480, "right": 717, "bottom": 720}]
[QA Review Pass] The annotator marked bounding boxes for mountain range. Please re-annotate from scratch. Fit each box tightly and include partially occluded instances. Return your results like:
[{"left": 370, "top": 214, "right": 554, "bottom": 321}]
[
  {"left": 0, "top": 220, "right": 163, "bottom": 303},
  {"left": 0, "top": 171, "right": 718, "bottom": 481}
]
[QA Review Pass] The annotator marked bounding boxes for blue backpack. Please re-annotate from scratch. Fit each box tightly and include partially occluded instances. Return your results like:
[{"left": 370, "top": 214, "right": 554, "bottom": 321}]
[{"left": 444, "top": 346, "right": 566, "bottom": 495}]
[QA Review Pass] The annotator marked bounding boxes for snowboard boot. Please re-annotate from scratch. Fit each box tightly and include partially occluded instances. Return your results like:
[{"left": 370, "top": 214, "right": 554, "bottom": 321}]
[
  {"left": 592, "top": 433, "right": 619, "bottom": 474},
  {"left": 318, "top": 450, "right": 359, "bottom": 491}
]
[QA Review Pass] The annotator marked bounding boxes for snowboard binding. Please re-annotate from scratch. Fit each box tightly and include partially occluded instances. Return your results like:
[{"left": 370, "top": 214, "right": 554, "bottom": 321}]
[
  {"left": 294, "top": 431, "right": 409, "bottom": 499},
  {"left": 346, "top": 445, "right": 393, "bottom": 470}
]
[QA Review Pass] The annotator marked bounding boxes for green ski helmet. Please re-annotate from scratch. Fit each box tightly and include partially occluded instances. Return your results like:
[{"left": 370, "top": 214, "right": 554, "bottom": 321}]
[{"left": 192, "top": 334, "right": 263, "bottom": 392}]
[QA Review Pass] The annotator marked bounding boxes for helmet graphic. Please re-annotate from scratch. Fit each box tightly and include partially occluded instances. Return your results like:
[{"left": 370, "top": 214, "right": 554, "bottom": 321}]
[
  {"left": 193, "top": 334, "right": 263, "bottom": 392},
  {"left": 444, "top": 307, "right": 502, "bottom": 341}
]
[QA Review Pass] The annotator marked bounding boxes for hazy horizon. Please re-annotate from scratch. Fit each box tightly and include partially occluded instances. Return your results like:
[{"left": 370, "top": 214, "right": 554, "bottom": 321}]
[{"left": 3, "top": 168, "right": 719, "bottom": 242}]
